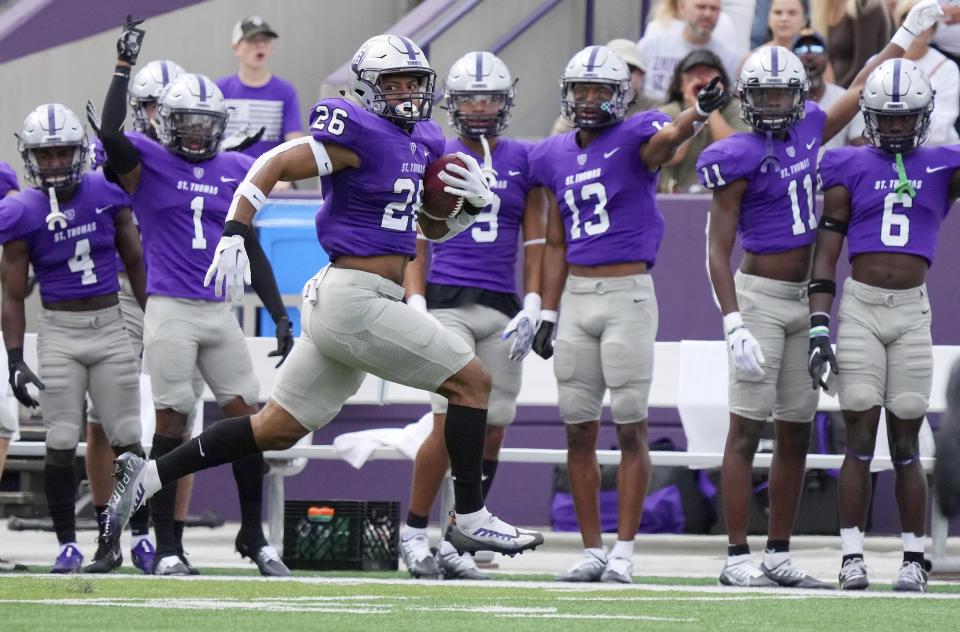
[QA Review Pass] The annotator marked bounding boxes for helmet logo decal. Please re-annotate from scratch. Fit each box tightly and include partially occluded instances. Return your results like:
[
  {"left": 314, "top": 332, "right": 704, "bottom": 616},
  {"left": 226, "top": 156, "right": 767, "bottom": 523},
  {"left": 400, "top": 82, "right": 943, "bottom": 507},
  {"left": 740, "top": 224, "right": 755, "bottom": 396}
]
[
  {"left": 892, "top": 59, "right": 901, "bottom": 102},
  {"left": 577, "top": 154, "right": 587, "bottom": 166},
  {"left": 193, "top": 167, "right": 204, "bottom": 179},
  {"left": 786, "top": 146, "right": 795, "bottom": 158},
  {"left": 410, "top": 142, "right": 417, "bottom": 155}
]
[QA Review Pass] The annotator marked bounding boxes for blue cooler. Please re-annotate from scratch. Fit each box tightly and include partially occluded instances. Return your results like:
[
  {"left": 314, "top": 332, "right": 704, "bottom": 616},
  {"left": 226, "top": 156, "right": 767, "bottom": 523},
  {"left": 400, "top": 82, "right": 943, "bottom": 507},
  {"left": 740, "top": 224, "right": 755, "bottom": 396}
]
[{"left": 254, "top": 200, "right": 328, "bottom": 336}]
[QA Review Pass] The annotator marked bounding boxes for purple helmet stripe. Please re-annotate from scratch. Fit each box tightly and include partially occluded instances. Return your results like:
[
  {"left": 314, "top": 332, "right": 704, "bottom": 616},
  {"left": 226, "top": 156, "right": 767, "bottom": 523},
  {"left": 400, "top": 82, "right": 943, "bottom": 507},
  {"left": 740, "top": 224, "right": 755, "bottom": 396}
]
[
  {"left": 195, "top": 74, "right": 207, "bottom": 102},
  {"left": 770, "top": 47, "right": 779, "bottom": 78},
  {"left": 586, "top": 46, "right": 600, "bottom": 71},
  {"left": 474, "top": 52, "right": 483, "bottom": 81},
  {"left": 47, "top": 103, "right": 57, "bottom": 134},
  {"left": 161, "top": 61, "right": 170, "bottom": 86},
  {"left": 397, "top": 35, "right": 419, "bottom": 61},
  {"left": 892, "top": 59, "right": 901, "bottom": 102}
]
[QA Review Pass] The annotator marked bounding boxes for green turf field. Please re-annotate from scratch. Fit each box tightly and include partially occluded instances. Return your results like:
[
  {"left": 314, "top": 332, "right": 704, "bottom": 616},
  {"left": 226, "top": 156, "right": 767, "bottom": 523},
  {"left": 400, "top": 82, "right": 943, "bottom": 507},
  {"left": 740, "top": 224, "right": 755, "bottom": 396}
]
[{"left": 2, "top": 572, "right": 959, "bottom": 631}]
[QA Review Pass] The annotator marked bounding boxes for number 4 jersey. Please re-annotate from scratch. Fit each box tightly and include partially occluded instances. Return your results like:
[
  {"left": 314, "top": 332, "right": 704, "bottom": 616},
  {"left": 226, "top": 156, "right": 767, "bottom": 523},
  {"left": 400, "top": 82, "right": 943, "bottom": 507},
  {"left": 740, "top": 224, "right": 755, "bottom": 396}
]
[
  {"left": 696, "top": 101, "right": 826, "bottom": 254},
  {"left": 0, "top": 171, "right": 132, "bottom": 302},
  {"left": 309, "top": 97, "right": 446, "bottom": 261},
  {"left": 819, "top": 144, "right": 960, "bottom": 263},
  {"left": 528, "top": 111, "right": 671, "bottom": 267}
]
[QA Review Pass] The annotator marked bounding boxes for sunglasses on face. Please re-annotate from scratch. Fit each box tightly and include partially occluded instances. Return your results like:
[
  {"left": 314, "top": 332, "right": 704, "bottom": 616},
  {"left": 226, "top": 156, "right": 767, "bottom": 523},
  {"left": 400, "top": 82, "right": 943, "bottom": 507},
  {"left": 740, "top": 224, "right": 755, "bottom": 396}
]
[{"left": 793, "top": 44, "right": 825, "bottom": 55}]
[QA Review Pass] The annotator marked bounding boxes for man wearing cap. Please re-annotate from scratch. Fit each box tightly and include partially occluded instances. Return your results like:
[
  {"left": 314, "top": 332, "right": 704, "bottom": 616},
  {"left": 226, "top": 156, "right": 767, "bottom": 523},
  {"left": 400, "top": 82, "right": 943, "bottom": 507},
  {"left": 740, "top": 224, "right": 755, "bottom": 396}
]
[
  {"left": 216, "top": 16, "right": 303, "bottom": 162},
  {"left": 637, "top": 0, "right": 741, "bottom": 103},
  {"left": 792, "top": 28, "right": 861, "bottom": 154},
  {"left": 658, "top": 49, "right": 749, "bottom": 192},
  {"left": 550, "top": 39, "right": 658, "bottom": 135}
]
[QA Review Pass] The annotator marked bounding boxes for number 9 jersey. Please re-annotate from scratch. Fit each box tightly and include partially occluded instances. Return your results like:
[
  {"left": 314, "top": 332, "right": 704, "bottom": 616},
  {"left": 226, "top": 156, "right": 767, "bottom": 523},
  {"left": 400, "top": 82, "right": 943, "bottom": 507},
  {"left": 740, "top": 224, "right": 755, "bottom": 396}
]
[
  {"left": 527, "top": 110, "right": 671, "bottom": 267},
  {"left": 309, "top": 97, "right": 446, "bottom": 260}
]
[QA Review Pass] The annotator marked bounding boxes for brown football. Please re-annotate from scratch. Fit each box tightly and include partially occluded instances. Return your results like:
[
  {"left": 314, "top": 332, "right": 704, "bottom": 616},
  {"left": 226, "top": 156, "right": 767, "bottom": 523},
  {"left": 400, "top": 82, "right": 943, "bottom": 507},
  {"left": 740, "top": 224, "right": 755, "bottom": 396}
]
[{"left": 421, "top": 154, "right": 466, "bottom": 219}]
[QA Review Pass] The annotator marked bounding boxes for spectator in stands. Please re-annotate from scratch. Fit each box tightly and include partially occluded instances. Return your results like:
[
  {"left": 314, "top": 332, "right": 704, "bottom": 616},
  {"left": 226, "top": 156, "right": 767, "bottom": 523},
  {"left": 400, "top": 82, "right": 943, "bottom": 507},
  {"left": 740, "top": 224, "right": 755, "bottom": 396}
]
[
  {"left": 644, "top": 0, "right": 747, "bottom": 55},
  {"left": 932, "top": 1, "right": 960, "bottom": 134},
  {"left": 638, "top": 0, "right": 741, "bottom": 103},
  {"left": 551, "top": 39, "right": 658, "bottom": 135},
  {"left": 815, "top": 0, "right": 893, "bottom": 87},
  {"left": 761, "top": 0, "right": 808, "bottom": 48},
  {"left": 0, "top": 163, "right": 25, "bottom": 573},
  {"left": 216, "top": 16, "right": 303, "bottom": 165},
  {"left": 658, "top": 49, "right": 748, "bottom": 193},
  {"left": 791, "top": 28, "right": 862, "bottom": 153}
]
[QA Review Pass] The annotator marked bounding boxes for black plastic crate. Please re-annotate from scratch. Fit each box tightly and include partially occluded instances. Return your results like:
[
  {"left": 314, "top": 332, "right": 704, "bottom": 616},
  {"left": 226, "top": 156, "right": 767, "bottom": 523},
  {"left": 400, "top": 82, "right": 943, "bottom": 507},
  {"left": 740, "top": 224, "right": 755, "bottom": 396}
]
[{"left": 282, "top": 500, "right": 399, "bottom": 571}]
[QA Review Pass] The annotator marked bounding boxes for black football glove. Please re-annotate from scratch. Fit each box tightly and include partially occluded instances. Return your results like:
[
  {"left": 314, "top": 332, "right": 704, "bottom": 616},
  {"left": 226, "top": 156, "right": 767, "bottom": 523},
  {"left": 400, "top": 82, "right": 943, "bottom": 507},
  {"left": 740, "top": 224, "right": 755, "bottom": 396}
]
[
  {"left": 268, "top": 315, "right": 294, "bottom": 368},
  {"left": 531, "top": 320, "right": 556, "bottom": 360},
  {"left": 696, "top": 75, "right": 728, "bottom": 115},
  {"left": 117, "top": 14, "right": 145, "bottom": 65},
  {"left": 85, "top": 100, "right": 101, "bottom": 137},
  {"left": 7, "top": 347, "right": 44, "bottom": 408},
  {"left": 808, "top": 335, "right": 838, "bottom": 391}
]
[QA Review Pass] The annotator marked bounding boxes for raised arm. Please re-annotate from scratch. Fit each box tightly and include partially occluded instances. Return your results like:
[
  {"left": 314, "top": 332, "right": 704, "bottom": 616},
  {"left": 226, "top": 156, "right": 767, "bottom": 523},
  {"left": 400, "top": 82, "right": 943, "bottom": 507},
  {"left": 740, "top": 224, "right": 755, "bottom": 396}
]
[
  {"left": 100, "top": 16, "right": 146, "bottom": 195},
  {"left": 641, "top": 76, "right": 727, "bottom": 171}
]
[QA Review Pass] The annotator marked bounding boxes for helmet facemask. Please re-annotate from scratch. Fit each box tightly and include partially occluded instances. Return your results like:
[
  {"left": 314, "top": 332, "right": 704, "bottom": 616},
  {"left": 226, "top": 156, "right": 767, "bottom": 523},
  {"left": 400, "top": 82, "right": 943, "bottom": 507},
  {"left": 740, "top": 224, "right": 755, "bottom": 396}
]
[
  {"left": 738, "top": 82, "right": 807, "bottom": 132},
  {"left": 17, "top": 103, "right": 88, "bottom": 191},
  {"left": 447, "top": 90, "right": 513, "bottom": 138},
  {"left": 23, "top": 143, "right": 87, "bottom": 191},
  {"left": 862, "top": 106, "right": 931, "bottom": 154},
  {"left": 361, "top": 69, "right": 436, "bottom": 129},
  {"left": 561, "top": 80, "right": 626, "bottom": 129},
  {"left": 158, "top": 109, "right": 227, "bottom": 162},
  {"left": 859, "top": 59, "right": 935, "bottom": 156},
  {"left": 130, "top": 98, "right": 160, "bottom": 139}
]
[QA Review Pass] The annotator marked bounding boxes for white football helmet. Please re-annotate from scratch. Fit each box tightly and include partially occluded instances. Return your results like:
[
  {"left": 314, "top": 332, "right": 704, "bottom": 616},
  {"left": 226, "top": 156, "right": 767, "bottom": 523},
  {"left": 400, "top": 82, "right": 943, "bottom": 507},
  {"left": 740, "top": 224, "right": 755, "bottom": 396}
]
[
  {"left": 348, "top": 34, "right": 437, "bottom": 127},
  {"left": 445, "top": 51, "right": 516, "bottom": 138},
  {"left": 129, "top": 60, "right": 187, "bottom": 138},
  {"left": 17, "top": 103, "right": 88, "bottom": 190},
  {"left": 860, "top": 58, "right": 934, "bottom": 154},
  {"left": 156, "top": 73, "right": 228, "bottom": 162},
  {"left": 560, "top": 45, "right": 631, "bottom": 129},
  {"left": 737, "top": 45, "right": 810, "bottom": 132}
]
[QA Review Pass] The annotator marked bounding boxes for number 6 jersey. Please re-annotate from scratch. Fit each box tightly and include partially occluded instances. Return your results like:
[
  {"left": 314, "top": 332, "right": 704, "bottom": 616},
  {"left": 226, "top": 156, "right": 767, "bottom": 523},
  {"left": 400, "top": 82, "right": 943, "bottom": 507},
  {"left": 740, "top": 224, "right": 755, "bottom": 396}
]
[
  {"left": 696, "top": 101, "right": 826, "bottom": 254},
  {"left": 309, "top": 97, "right": 446, "bottom": 261},
  {"left": 527, "top": 111, "right": 671, "bottom": 267}
]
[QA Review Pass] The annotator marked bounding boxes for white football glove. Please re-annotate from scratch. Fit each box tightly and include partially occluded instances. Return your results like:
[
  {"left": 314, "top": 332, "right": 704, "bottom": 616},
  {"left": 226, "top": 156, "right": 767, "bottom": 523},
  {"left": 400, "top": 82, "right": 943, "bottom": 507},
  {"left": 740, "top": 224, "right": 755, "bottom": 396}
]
[
  {"left": 724, "top": 311, "right": 766, "bottom": 381},
  {"left": 204, "top": 234, "right": 250, "bottom": 304},
  {"left": 437, "top": 151, "right": 495, "bottom": 210},
  {"left": 903, "top": 0, "right": 944, "bottom": 36},
  {"left": 502, "top": 293, "right": 541, "bottom": 362}
]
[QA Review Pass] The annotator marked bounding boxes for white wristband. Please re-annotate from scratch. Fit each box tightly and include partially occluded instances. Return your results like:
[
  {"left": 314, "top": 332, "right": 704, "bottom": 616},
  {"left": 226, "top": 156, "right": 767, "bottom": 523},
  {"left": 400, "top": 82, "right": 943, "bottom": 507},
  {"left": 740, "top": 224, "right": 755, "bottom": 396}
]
[
  {"left": 522, "top": 292, "right": 541, "bottom": 314},
  {"left": 540, "top": 309, "right": 558, "bottom": 324},
  {"left": 891, "top": 26, "right": 916, "bottom": 50},
  {"left": 695, "top": 103, "right": 711, "bottom": 118},
  {"left": 723, "top": 311, "right": 744, "bottom": 336},
  {"left": 236, "top": 180, "right": 267, "bottom": 211},
  {"left": 407, "top": 294, "right": 427, "bottom": 312}
]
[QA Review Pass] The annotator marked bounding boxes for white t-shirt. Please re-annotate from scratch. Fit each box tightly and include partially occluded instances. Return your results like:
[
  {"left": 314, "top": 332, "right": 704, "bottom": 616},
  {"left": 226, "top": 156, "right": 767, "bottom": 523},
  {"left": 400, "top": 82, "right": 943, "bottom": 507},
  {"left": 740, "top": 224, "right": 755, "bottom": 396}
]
[
  {"left": 637, "top": 30, "right": 741, "bottom": 103},
  {"left": 932, "top": 0, "right": 960, "bottom": 56},
  {"left": 643, "top": 11, "right": 747, "bottom": 55}
]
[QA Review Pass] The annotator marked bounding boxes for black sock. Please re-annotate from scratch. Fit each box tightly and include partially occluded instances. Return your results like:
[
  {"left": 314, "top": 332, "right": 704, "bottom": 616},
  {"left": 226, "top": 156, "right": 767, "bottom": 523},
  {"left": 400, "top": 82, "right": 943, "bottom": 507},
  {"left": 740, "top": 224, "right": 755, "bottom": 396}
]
[
  {"left": 406, "top": 511, "right": 429, "bottom": 529},
  {"left": 444, "top": 404, "right": 487, "bottom": 514},
  {"left": 44, "top": 463, "right": 76, "bottom": 545},
  {"left": 728, "top": 544, "right": 751, "bottom": 557},
  {"left": 150, "top": 435, "right": 183, "bottom": 556},
  {"left": 130, "top": 504, "right": 150, "bottom": 537},
  {"left": 904, "top": 551, "right": 924, "bottom": 565},
  {"left": 156, "top": 416, "right": 259, "bottom": 485},
  {"left": 481, "top": 459, "right": 499, "bottom": 500},
  {"left": 233, "top": 453, "right": 266, "bottom": 545},
  {"left": 843, "top": 553, "right": 864, "bottom": 563},
  {"left": 174, "top": 520, "right": 185, "bottom": 552},
  {"left": 765, "top": 539, "right": 790, "bottom": 553}
]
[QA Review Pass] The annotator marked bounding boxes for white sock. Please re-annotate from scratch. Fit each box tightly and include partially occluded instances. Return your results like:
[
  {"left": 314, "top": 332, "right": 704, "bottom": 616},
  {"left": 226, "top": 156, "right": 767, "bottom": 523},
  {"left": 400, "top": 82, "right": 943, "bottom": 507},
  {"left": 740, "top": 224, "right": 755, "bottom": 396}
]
[
  {"left": 439, "top": 540, "right": 457, "bottom": 556},
  {"left": 610, "top": 540, "right": 634, "bottom": 560},
  {"left": 584, "top": 546, "right": 607, "bottom": 562},
  {"left": 840, "top": 527, "right": 864, "bottom": 556},
  {"left": 130, "top": 533, "right": 151, "bottom": 549},
  {"left": 143, "top": 461, "right": 162, "bottom": 497},
  {"left": 59, "top": 541, "right": 79, "bottom": 554},
  {"left": 401, "top": 524, "right": 427, "bottom": 541},
  {"left": 902, "top": 532, "right": 925, "bottom": 554},
  {"left": 763, "top": 550, "right": 790, "bottom": 568},
  {"left": 727, "top": 553, "right": 752, "bottom": 566},
  {"left": 455, "top": 507, "right": 492, "bottom": 531}
]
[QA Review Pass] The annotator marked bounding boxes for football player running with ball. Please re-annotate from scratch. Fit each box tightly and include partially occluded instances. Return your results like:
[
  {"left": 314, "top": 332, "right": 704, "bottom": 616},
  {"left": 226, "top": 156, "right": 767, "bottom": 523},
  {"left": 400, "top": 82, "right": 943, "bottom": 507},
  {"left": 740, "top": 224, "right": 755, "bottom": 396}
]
[
  {"left": 105, "top": 34, "right": 544, "bottom": 559},
  {"left": 811, "top": 59, "right": 960, "bottom": 592},
  {"left": 697, "top": 0, "right": 943, "bottom": 589},
  {"left": 98, "top": 17, "right": 291, "bottom": 576},
  {"left": 529, "top": 44, "right": 728, "bottom": 584},
  {"left": 401, "top": 51, "right": 548, "bottom": 579}
]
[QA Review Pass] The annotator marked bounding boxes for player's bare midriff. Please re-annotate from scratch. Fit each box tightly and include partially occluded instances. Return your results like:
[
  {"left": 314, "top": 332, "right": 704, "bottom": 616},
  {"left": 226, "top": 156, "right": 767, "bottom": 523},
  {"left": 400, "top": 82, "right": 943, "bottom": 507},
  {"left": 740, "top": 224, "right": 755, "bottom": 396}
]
[
  {"left": 333, "top": 253, "right": 410, "bottom": 286},
  {"left": 569, "top": 261, "right": 647, "bottom": 278},
  {"left": 851, "top": 252, "right": 928, "bottom": 290},
  {"left": 741, "top": 244, "right": 812, "bottom": 283},
  {"left": 43, "top": 292, "right": 120, "bottom": 312}
]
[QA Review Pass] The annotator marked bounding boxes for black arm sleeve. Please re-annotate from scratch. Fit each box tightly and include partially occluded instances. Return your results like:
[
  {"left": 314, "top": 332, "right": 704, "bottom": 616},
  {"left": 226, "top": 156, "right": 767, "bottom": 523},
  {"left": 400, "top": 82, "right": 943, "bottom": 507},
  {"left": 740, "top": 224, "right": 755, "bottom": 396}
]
[
  {"left": 245, "top": 230, "right": 286, "bottom": 323},
  {"left": 100, "top": 65, "right": 141, "bottom": 175}
]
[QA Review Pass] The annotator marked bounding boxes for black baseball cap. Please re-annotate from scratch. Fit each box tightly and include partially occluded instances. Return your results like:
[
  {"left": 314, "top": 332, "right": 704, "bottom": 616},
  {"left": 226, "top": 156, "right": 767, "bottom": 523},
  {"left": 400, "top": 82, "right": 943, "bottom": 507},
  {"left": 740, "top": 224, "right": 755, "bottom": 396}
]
[
  {"left": 232, "top": 16, "right": 278, "bottom": 45},
  {"left": 676, "top": 49, "right": 725, "bottom": 75}
]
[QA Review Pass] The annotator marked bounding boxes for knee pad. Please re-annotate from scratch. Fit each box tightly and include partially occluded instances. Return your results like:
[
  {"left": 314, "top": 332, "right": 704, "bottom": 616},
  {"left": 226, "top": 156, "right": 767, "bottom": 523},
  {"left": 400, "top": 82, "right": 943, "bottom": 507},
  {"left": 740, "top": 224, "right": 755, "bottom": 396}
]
[
  {"left": 154, "top": 386, "right": 200, "bottom": 416},
  {"left": 486, "top": 397, "right": 516, "bottom": 428},
  {"left": 887, "top": 393, "right": 927, "bottom": 420},
  {"left": 105, "top": 416, "right": 143, "bottom": 448},
  {"left": 44, "top": 421, "right": 81, "bottom": 451},
  {"left": 841, "top": 384, "right": 882, "bottom": 413},
  {"left": 610, "top": 388, "right": 646, "bottom": 423}
]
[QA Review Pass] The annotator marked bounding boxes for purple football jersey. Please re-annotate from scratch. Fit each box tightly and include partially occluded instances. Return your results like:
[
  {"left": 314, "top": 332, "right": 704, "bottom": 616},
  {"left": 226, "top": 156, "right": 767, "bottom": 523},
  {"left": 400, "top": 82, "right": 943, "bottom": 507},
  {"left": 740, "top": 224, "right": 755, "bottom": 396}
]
[
  {"left": 0, "top": 171, "right": 131, "bottom": 302},
  {"left": 528, "top": 111, "right": 671, "bottom": 267},
  {"left": 127, "top": 134, "right": 255, "bottom": 299},
  {"left": 310, "top": 98, "right": 446, "bottom": 261},
  {"left": 820, "top": 144, "right": 960, "bottom": 264},
  {"left": 427, "top": 138, "right": 534, "bottom": 294},
  {"left": 697, "top": 101, "right": 827, "bottom": 254},
  {"left": 0, "top": 161, "right": 18, "bottom": 196}
]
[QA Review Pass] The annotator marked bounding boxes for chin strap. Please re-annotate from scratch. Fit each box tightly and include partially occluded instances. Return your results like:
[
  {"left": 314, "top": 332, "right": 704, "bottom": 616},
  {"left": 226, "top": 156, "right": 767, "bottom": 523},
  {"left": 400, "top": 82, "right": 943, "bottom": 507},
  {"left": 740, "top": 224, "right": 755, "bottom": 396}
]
[
  {"left": 759, "top": 130, "right": 780, "bottom": 174},
  {"left": 478, "top": 134, "right": 497, "bottom": 186},
  {"left": 45, "top": 187, "right": 68, "bottom": 231},
  {"left": 894, "top": 152, "right": 916, "bottom": 200}
]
